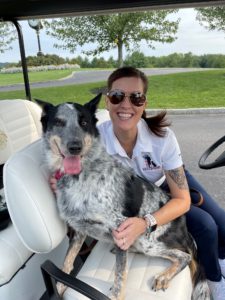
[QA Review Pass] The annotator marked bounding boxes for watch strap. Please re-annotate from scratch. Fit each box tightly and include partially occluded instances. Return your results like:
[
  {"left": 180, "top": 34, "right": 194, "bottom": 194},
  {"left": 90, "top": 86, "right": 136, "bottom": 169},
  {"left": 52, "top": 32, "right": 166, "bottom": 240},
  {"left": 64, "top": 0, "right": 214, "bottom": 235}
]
[{"left": 144, "top": 213, "right": 157, "bottom": 237}]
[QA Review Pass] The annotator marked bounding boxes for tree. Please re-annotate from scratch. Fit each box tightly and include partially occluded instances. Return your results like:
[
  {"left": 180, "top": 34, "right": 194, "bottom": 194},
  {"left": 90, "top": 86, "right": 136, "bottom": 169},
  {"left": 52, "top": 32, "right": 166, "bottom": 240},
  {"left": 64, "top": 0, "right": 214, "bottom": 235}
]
[
  {"left": 45, "top": 11, "right": 179, "bottom": 67},
  {"left": 0, "top": 22, "right": 17, "bottom": 53},
  {"left": 17, "top": 54, "right": 66, "bottom": 67},
  {"left": 196, "top": 6, "right": 225, "bottom": 33},
  {"left": 124, "top": 51, "right": 149, "bottom": 68}
]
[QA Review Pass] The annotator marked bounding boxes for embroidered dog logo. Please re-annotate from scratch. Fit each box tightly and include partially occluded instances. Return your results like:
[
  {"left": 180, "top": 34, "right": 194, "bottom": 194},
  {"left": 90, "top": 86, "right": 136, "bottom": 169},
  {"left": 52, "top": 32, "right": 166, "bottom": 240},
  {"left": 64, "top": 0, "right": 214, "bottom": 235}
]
[{"left": 142, "top": 152, "right": 159, "bottom": 170}]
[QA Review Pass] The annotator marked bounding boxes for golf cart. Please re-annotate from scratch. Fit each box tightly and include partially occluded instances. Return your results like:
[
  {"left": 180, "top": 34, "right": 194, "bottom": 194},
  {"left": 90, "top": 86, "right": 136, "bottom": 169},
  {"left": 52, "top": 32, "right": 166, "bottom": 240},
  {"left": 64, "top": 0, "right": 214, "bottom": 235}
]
[{"left": 0, "top": 1, "right": 225, "bottom": 299}]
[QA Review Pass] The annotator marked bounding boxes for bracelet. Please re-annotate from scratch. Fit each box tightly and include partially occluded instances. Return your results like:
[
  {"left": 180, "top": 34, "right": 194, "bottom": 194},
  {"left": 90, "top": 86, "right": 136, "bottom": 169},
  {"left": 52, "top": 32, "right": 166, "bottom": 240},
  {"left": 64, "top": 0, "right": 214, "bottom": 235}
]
[{"left": 144, "top": 213, "right": 157, "bottom": 237}]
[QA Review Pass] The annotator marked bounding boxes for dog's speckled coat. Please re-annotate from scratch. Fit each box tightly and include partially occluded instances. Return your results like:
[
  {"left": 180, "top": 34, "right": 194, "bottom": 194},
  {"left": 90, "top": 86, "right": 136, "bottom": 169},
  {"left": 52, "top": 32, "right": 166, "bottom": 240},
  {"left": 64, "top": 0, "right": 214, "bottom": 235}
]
[{"left": 38, "top": 95, "right": 210, "bottom": 300}]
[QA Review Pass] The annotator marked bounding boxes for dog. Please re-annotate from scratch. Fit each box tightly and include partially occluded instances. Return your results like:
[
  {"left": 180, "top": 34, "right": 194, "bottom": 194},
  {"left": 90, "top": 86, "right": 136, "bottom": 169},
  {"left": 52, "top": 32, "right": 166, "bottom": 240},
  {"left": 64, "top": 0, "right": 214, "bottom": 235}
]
[{"left": 37, "top": 94, "right": 210, "bottom": 300}]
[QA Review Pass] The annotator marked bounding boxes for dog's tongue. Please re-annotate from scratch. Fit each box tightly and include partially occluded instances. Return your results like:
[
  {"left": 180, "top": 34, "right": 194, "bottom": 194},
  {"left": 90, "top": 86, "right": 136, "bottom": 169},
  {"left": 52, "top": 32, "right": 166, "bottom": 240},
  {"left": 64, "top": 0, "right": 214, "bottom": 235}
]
[{"left": 63, "top": 156, "right": 81, "bottom": 175}]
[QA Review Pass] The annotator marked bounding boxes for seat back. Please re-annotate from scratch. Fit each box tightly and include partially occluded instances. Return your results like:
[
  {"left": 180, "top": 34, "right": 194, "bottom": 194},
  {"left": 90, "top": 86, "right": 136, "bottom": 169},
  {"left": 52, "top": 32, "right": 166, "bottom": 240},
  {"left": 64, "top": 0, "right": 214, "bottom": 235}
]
[
  {"left": 0, "top": 99, "right": 42, "bottom": 165},
  {"left": 0, "top": 99, "right": 43, "bottom": 285},
  {"left": 4, "top": 139, "right": 67, "bottom": 252},
  {"left": 0, "top": 99, "right": 43, "bottom": 230}
]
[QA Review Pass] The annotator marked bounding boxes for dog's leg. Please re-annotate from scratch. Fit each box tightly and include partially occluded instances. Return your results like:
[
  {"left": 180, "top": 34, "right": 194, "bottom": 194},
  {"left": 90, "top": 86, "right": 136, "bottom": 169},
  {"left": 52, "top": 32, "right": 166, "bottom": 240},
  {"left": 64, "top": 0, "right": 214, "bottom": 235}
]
[
  {"left": 57, "top": 231, "right": 86, "bottom": 297},
  {"left": 109, "top": 247, "right": 127, "bottom": 300},
  {"left": 145, "top": 248, "right": 191, "bottom": 291}
]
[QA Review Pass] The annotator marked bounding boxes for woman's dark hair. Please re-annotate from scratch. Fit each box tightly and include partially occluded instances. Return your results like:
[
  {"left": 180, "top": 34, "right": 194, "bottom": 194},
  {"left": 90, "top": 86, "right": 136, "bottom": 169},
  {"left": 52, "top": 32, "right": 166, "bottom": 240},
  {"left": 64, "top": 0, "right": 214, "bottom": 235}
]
[
  {"left": 141, "top": 110, "right": 170, "bottom": 137},
  {"left": 107, "top": 66, "right": 148, "bottom": 94},
  {"left": 107, "top": 66, "right": 170, "bottom": 137}
]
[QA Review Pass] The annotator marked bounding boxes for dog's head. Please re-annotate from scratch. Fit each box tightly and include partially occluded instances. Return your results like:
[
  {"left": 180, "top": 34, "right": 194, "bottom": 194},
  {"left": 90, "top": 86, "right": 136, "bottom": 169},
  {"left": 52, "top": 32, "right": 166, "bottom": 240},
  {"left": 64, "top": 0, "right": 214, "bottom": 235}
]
[{"left": 36, "top": 94, "right": 102, "bottom": 175}]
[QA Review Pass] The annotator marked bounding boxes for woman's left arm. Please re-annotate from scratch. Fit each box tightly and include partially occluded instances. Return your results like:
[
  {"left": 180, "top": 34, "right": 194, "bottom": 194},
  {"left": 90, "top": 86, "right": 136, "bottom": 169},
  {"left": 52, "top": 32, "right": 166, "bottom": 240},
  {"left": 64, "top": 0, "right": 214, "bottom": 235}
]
[
  {"left": 113, "top": 166, "right": 191, "bottom": 250},
  {"left": 153, "top": 166, "right": 191, "bottom": 225}
]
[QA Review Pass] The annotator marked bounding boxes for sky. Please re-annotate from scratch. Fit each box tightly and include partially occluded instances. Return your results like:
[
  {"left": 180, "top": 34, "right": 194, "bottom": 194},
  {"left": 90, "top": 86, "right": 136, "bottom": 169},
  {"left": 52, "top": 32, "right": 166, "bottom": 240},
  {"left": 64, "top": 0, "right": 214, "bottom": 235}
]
[{"left": 1, "top": 8, "right": 225, "bottom": 63}]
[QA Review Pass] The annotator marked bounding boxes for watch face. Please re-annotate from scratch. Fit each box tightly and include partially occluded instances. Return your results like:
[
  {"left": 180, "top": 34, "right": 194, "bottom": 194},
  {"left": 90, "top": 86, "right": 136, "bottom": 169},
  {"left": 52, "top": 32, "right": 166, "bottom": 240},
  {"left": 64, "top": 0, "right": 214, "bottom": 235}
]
[{"left": 28, "top": 19, "right": 40, "bottom": 28}]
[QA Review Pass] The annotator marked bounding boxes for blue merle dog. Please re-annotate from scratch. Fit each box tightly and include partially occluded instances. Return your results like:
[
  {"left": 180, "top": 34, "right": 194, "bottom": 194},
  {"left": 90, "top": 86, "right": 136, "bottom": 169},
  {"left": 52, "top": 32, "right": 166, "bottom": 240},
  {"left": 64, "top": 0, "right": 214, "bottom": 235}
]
[{"left": 37, "top": 95, "right": 210, "bottom": 300}]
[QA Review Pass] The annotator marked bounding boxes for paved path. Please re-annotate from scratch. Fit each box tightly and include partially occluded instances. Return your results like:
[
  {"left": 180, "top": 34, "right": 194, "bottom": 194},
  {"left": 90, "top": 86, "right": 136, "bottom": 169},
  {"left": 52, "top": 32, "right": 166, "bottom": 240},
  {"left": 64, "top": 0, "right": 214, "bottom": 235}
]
[
  {"left": 170, "top": 113, "right": 225, "bottom": 209},
  {"left": 0, "top": 68, "right": 211, "bottom": 92}
]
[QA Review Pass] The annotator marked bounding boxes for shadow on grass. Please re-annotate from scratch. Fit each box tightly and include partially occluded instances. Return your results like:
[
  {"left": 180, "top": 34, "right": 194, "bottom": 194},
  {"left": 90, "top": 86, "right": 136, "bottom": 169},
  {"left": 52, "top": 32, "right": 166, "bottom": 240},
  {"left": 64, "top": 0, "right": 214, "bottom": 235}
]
[{"left": 90, "top": 86, "right": 107, "bottom": 95}]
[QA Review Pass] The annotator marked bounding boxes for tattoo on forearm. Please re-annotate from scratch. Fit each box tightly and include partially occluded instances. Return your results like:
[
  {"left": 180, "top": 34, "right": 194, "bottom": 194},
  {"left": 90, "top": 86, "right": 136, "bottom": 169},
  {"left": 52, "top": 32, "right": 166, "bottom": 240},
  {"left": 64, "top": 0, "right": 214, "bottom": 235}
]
[{"left": 167, "top": 168, "right": 188, "bottom": 190}]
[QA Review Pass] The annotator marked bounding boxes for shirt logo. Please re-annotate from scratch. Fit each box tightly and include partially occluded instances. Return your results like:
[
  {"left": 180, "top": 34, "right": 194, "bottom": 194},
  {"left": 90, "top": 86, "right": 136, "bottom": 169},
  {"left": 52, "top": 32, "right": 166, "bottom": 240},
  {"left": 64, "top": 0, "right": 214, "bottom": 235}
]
[{"left": 142, "top": 152, "right": 160, "bottom": 171}]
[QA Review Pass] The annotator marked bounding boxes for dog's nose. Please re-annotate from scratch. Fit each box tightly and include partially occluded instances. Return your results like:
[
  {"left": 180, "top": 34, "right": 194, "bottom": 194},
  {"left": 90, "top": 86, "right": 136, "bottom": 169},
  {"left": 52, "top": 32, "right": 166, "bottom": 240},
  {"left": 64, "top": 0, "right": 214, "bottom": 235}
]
[{"left": 67, "top": 141, "right": 82, "bottom": 155}]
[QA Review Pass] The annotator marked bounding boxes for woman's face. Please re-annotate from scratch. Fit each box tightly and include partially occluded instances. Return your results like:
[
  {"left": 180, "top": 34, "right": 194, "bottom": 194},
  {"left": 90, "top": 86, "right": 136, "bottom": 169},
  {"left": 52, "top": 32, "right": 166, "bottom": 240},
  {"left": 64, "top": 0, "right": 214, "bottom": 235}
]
[{"left": 105, "top": 76, "right": 147, "bottom": 137}]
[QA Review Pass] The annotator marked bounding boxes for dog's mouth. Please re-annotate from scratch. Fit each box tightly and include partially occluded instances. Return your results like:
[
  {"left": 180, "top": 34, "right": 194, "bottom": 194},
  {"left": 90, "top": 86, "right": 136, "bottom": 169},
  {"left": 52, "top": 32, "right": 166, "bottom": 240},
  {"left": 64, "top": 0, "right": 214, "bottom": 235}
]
[
  {"left": 63, "top": 156, "right": 82, "bottom": 175},
  {"left": 53, "top": 139, "right": 82, "bottom": 175}
]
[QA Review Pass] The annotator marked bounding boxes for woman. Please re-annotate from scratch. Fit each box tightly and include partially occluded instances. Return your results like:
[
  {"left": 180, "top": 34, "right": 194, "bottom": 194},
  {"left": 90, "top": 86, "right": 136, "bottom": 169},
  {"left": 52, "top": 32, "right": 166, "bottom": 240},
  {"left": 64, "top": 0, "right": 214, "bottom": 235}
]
[
  {"left": 50, "top": 66, "right": 225, "bottom": 299},
  {"left": 98, "top": 66, "right": 225, "bottom": 300}
]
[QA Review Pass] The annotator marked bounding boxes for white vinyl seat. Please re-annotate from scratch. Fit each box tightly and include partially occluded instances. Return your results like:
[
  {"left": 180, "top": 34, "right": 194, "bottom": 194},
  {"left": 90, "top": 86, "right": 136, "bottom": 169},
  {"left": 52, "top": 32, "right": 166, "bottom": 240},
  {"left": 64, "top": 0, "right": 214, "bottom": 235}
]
[
  {"left": 0, "top": 99, "right": 42, "bottom": 286},
  {"left": 63, "top": 241, "right": 192, "bottom": 300},
  {"left": 3, "top": 107, "right": 193, "bottom": 300},
  {"left": 0, "top": 99, "right": 42, "bottom": 162}
]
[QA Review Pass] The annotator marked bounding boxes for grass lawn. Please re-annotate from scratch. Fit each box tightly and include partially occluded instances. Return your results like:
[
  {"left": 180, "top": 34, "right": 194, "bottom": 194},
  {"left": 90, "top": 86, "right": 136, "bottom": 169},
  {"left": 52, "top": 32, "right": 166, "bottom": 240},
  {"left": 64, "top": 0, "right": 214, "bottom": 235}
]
[
  {"left": 149, "top": 70, "right": 225, "bottom": 108},
  {"left": 0, "top": 70, "right": 225, "bottom": 108},
  {"left": 0, "top": 69, "right": 82, "bottom": 86}
]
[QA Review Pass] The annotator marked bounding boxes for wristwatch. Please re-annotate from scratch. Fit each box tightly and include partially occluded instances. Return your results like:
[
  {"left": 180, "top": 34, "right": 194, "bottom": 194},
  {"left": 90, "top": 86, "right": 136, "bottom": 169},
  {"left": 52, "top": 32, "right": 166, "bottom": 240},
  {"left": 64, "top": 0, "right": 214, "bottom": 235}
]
[{"left": 144, "top": 213, "right": 157, "bottom": 237}]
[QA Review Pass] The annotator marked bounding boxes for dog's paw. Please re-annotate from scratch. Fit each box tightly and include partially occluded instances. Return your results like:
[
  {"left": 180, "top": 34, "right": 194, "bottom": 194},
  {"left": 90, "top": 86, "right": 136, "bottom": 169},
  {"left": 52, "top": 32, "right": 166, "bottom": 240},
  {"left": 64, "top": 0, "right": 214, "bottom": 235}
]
[
  {"left": 107, "top": 286, "right": 124, "bottom": 300},
  {"left": 107, "top": 290, "right": 116, "bottom": 300},
  {"left": 107, "top": 288, "right": 117, "bottom": 300},
  {"left": 152, "top": 274, "right": 169, "bottom": 291},
  {"left": 56, "top": 282, "right": 67, "bottom": 297}
]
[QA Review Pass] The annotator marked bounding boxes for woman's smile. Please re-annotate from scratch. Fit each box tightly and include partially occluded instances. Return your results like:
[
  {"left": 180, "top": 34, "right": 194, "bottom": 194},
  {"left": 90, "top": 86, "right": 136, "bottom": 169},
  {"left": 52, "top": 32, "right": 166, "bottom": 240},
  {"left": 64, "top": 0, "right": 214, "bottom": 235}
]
[{"left": 117, "top": 112, "right": 134, "bottom": 120}]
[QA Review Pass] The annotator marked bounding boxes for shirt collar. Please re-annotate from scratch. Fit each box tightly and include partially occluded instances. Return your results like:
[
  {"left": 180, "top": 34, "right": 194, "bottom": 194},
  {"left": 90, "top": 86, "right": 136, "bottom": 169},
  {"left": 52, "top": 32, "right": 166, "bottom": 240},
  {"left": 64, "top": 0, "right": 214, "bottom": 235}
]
[{"left": 105, "top": 123, "right": 127, "bottom": 157}]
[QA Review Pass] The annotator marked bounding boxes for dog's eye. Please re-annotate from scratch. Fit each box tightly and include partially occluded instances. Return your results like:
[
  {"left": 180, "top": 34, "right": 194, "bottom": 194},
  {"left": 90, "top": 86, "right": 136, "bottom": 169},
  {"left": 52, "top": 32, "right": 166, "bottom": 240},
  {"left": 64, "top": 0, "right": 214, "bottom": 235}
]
[{"left": 54, "top": 118, "right": 66, "bottom": 127}]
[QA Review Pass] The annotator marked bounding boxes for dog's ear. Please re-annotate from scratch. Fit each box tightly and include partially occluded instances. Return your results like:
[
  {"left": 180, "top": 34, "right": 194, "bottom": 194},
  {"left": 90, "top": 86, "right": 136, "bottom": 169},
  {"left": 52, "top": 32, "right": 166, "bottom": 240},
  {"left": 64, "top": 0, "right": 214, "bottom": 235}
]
[
  {"left": 34, "top": 99, "right": 55, "bottom": 133},
  {"left": 34, "top": 98, "right": 54, "bottom": 113},
  {"left": 84, "top": 93, "right": 102, "bottom": 114}
]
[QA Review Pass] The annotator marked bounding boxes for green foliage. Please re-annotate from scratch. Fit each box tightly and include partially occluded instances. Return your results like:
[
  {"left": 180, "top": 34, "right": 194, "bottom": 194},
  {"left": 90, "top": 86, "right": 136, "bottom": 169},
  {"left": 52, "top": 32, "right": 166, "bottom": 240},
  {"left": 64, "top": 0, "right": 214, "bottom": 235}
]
[
  {"left": 196, "top": 6, "right": 225, "bottom": 32},
  {"left": 124, "top": 51, "right": 149, "bottom": 68},
  {"left": 0, "top": 22, "right": 17, "bottom": 53},
  {"left": 45, "top": 11, "right": 179, "bottom": 66},
  {"left": 198, "top": 54, "right": 225, "bottom": 68},
  {"left": 4, "top": 51, "right": 225, "bottom": 70},
  {"left": 16, "top": 54, "right": 66, "bottom": 67},
  {"left": 150, "top": 52, "right": 200, "bottom": 68}
]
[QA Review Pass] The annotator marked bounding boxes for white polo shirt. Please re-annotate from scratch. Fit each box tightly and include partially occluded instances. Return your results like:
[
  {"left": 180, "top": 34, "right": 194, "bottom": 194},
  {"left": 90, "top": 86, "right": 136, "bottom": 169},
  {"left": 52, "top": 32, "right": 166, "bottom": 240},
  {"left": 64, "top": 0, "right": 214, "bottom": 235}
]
[{"left": 98, "top": 119, "right": 183, "bottom": 186}]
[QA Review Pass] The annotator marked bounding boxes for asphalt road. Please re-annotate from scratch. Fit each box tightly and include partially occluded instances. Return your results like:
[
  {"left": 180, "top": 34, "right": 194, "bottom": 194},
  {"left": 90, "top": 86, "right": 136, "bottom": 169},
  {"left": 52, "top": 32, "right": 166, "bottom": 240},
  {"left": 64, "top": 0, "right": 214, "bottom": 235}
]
[
  {"left": 169, "top": 113, "right": 225, "bottom": 209},
  {"left": 0, "top": 68, "right": 210, "bottom": 92}
]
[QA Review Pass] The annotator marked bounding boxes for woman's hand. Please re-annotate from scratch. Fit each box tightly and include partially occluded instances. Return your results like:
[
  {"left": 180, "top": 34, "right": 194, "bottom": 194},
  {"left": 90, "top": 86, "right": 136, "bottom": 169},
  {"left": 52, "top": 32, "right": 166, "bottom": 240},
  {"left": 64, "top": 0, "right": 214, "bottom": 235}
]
[
  {"left": 49, "top": 175, "right": 57, "bottom": 194},
  {"left": 112, "top": 217, "right": 146, "bottom": 250}
]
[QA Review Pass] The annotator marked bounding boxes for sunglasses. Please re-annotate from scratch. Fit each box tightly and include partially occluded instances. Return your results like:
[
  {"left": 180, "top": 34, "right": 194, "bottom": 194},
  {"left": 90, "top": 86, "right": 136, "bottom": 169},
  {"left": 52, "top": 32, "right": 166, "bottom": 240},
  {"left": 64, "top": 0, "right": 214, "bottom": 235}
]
[{"left": 106, "top": 90, "right": 146, "bottom": 107}]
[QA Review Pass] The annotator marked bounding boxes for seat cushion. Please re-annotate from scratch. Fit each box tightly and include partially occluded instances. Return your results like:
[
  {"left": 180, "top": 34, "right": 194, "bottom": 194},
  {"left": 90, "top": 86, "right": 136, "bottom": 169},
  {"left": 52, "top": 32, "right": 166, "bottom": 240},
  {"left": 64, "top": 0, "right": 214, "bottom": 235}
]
[
  {"left": 0, "top": 223, "right": 32, "bottom": 285},
  {"left": 63, "top": 241, "right": 193, "bottom": 300}
]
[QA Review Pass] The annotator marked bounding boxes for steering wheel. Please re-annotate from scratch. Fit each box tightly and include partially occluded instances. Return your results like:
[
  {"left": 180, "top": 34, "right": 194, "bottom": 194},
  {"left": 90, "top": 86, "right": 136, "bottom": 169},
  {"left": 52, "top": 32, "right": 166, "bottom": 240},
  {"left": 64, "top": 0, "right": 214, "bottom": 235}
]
[{"left": 199, "top": 135, "right": 225, "bottom": 169}]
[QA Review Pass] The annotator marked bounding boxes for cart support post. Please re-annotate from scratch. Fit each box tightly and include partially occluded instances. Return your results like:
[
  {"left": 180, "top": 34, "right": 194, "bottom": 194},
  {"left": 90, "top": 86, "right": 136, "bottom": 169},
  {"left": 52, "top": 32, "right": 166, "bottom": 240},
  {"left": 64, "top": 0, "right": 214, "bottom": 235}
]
[{"left": 11, "top": 20, "right": 32, "bottom": 100}]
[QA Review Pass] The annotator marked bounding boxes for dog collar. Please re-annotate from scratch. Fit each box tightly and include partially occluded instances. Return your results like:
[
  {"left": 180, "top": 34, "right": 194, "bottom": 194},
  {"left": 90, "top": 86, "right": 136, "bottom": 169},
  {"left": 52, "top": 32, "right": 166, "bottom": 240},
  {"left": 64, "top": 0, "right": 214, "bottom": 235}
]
[{"left": 54, "top": 170, "right": 65, "bottom": 180}]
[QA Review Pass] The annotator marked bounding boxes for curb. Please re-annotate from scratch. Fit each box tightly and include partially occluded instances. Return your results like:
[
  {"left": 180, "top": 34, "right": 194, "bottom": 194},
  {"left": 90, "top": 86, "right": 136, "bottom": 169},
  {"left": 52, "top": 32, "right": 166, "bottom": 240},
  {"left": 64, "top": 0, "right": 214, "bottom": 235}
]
[{"left": 146, "top": 108, "right": 225, "bottom": 115}]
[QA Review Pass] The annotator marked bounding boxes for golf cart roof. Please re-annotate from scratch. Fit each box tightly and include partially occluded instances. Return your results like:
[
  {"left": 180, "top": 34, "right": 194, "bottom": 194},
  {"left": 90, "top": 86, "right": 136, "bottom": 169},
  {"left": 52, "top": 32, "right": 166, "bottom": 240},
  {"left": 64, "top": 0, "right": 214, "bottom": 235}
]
[{"left": 1, "top": 0, "right": 225, "bottom": 20}]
